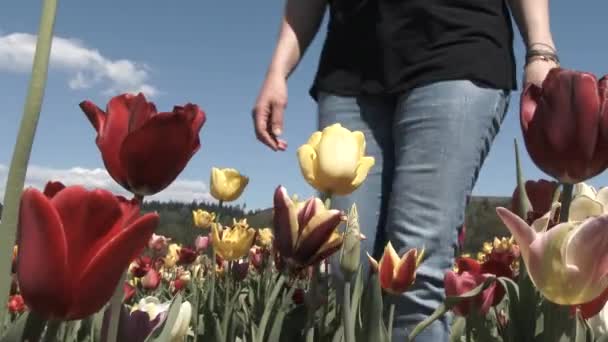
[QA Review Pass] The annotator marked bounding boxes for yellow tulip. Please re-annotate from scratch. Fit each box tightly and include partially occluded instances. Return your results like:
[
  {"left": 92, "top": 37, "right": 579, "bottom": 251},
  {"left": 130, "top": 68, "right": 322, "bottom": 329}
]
[
  {"left": 164, "top": 244, "right": 180, "bottom": 268},
  {"left": 256, "top": 228, "right": 274, "bottom": 248},
  {"left": 210, "top": 167, "right": 249, "bottom": 202},
  {"left": 211, "top": 222, "right": 256, "bottom": 261},
  {"left": 192, "top": 209, "right": 215, "bottom": 229},
  {"left": 297, "top": 123, "right": 375, "bottom": 195}
]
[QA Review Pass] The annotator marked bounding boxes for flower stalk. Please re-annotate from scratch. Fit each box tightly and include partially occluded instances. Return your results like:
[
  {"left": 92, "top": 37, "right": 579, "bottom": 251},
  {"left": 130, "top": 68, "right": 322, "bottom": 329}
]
[{"left": 0, "top": 0, "right": 57, "bottom": 329}]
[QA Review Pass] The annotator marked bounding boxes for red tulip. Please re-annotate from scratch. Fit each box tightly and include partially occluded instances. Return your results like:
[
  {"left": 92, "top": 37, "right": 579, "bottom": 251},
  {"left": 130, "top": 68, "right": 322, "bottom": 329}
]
[
  {"left": 80, "top": 93, "right": 206, "bottom": 196},
  {"left": 7, "top": 295, "right": 25, "bottom": 314},
  {"left": 520, "top": 68, "right": 608, "bottom": 183},
  {"left": 571, "top": 286, "right": 608, "bottom": 319},
  {"left": 16, "top": 181, "right": 159, "bottom": 319},
  {"left": 444, "top": 257, "right": 513, "bottom": 316},
  {"left": 141, "top": 269, "right": 161, "bottom": 291},
  {"left": 123, "top": 282, "right": 136, "bottom": 303},
  {"left": 510, "top": 179, "right": 560, "bottom": 224}
]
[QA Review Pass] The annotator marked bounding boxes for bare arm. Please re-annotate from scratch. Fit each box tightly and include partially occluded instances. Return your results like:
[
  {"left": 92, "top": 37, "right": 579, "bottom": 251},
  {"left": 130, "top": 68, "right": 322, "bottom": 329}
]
[
  {"left": 508, "top": 0, "right": 558, "bottom": 86},
  {"left": 267, "top": 0, "right": 328, "bottom": 79},
  {"left": 508, "top": 0, "right": 554, "bottom": 49},
  {"left": 253, "top": 0, "right": 327, "bottom": 151}
]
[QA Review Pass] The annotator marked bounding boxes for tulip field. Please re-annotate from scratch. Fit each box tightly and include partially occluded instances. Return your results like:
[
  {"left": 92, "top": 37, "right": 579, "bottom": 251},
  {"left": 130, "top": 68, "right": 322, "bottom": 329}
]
[{"left": 3, "top": 1, "right": 608, "bottom": 342}]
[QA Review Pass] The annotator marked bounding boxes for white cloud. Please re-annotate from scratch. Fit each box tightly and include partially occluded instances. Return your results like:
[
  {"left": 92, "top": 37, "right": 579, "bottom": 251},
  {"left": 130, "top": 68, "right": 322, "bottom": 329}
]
[
  {"left": 0, "top": 164, "right": 213, "bottom": 203},
  {"left": 0, "top": 32, "right": 158, "bottom": 97}
]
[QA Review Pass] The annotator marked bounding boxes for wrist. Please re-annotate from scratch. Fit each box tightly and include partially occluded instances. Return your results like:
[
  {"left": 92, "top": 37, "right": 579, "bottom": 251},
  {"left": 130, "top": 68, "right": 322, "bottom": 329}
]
[{"left": 267, "top": 65, "right": 290, "bottom": 80}]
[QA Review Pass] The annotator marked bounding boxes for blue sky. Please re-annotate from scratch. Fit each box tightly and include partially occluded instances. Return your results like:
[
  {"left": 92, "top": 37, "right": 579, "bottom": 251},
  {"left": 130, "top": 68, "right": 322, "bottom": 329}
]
[{"left": 0, "top": 1, "right": 607, "bottom": 210}]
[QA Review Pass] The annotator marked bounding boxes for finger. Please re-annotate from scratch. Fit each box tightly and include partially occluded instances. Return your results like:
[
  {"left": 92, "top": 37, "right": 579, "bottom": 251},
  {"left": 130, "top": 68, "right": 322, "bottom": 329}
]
[
  {"left": 253, "top": 105, "right": 278, "bottom": 151},
  {"left": 270, "top": 100, "right": 286, "bottom": 137}
]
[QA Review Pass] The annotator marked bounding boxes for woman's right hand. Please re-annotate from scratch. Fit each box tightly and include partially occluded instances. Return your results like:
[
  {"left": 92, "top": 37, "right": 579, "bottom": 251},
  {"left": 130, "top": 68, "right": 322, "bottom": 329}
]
[{"left": 252, "top": 72, "right": 289, "bottom": 151}]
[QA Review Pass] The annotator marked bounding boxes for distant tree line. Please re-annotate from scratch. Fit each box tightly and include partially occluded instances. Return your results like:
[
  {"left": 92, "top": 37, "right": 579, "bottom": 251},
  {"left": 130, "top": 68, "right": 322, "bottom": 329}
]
[{"left": 0, "top": 196, "right": 512, "bottom": 254}]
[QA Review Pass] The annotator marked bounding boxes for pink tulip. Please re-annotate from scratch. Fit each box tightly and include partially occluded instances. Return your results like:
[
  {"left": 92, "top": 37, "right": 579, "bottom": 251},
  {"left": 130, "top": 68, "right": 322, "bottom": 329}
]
[{"left": 496, "top": 207, "right": 608, "bottom": 305}]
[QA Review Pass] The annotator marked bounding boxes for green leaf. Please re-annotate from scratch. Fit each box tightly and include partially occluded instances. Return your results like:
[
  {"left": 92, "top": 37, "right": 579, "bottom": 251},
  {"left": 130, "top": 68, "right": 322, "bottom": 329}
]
[
  {"left": 575, "top": 310, "right": 594, "bottom": 342},
  {"left": 449, "top": 317, "right": 466, "bottom": 342},
  {"left": 0, "top": 312, "right": 45, "bottom": 342},
  {"left": 349, "top": 265, "right": 364, "bottom": 331},
  {"left": 513, "top": 139, "right": 532, "bottom": 220},
  {"left": 359, "top": 273, "right": 389, "bottom": 342},
  {"left": 0, "top": 0, "right": 58, "bottom": 329},
  {"left": 266, "top": 286, "right": 295, "bottom": 342},
  {"left": 332, "top": 326, "right": 344, "bottom": 342},
  {"left": 256, "top": 273, "right": 286, "bottom": 342},
  {"left": 409, "top": 277, "right": 496, "bottom": 341},
  {"left": 496, "top": 277, "right": 520, "bottom": 342},
  {"left": 144, "top": 293, "right": 183, "bottom": 342}
]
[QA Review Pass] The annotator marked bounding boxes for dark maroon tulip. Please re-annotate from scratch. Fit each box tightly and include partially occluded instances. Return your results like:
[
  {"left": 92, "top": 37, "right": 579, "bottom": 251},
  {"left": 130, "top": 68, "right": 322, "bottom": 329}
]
[
  {"left": 521, "top": 68, "right": 608, "bottom": 183},
  {"left": 101, "top": 304, "right": 163, "bottom": 342},
  {"left": 510, "top": 179, "right": 560, "bottom": 224},
  {"left": 131, "top": 256, "right": 152, "bottom": 278},
  {"left": 16, "top": 181, "right": 159, "bottom": 319},
  {"left": 177, "top": 247, "right": 197, "bottom": 265},
  {"left": 273, "top": 186, "right": 345, "bottom": 268},
  {"left": 80, "top": 93, "right": 206, "bottom": 196}
]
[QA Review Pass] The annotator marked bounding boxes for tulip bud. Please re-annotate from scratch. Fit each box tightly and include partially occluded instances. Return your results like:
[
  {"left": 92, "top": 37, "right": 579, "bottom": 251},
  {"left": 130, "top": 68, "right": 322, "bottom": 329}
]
[
  {"left": 232, "top": 260, "right": 250, "bottom": 281},
  {"left": 339, "top": 204, "right": 365, "bottom": 278},
  {"left": 7, "top": 295, "right": 25, "bottom": 314},
  {"left": 194, "top": 235, "right": 210, "bottom": 252},
  {"left": 210, "top": 167, "right": 249, "bottom": 202}
]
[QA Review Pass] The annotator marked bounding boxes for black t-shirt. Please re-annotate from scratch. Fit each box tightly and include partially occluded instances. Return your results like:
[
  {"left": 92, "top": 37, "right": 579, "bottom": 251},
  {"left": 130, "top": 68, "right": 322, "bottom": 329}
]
[{"left": 310, "top": 0, "right": 517, "bottom": 100}]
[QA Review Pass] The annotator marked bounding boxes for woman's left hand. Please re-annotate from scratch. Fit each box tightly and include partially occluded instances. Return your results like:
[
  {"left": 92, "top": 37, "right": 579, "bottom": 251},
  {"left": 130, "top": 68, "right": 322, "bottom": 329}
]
[{"left": 523, "top": 59, "right": 560, "bottom": 87}]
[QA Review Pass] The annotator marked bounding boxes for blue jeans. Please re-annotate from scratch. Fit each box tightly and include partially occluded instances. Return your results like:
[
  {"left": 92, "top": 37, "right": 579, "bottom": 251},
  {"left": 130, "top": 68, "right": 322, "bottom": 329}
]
[{"left": 317, "top": 80, "right": 510, "bottom": 341}]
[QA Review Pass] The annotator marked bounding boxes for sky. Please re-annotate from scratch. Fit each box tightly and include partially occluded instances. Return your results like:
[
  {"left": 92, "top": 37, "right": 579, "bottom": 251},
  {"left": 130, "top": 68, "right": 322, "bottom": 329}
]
[{"left": 0, "top": 1, "right": 607, "bottom": 210}]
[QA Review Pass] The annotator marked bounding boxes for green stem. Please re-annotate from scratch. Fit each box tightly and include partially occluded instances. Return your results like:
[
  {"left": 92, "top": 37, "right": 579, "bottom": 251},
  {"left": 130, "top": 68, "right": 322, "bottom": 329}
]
[
  {"left": 106, "top": 271, "right": 127, "bottom": 342},
  {"left": 342, "top": 281, "right": 355, "bottom": 342},
  {"left": 0, "top": 0, "right": 57, "bottom": 330},
  {"left": 43, "top": 319, "right": 61, "bottom": 342},
  {"left": 387, "top": 303, "right": 395, "bottom": 342},
  {"left": 559, "top": 183, "right": 573, "bottom": 223},
  {"left": 256, "top": 274, "right": 286, "bottom": 342},
  {"left": 107, "top": 194, "right": 143, "bottom": 342},
  {"left": 305, "top": 326, "right": 315, "bottom": 342}
]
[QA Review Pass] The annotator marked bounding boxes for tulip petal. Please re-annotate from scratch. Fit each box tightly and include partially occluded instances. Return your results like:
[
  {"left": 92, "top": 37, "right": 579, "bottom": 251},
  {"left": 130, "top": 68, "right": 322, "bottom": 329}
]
[
  {"left": 596, "top": 187, "right": 608, "bottom": 210},
  {"left": 120, "top": 113, "right": 194, "bottom": 195},
  {"left": 378, "top": 243, "right": 398, "bottom": 291},
  {"left": 43, "top": 181, "right": 66, "bottom": 198},
  {"left": 295, "top": 209, "right": 343, "bottom": 263},
  {"left": 392, "top": 248, "right": 417, "bottom": 292},
  {"left": 564, "top": 215, "right": 608, "bottom": 303},
  {"left": 17, "top": 188, "right": 70, "bottom": 318},
  {"left": 71, "top": 213, "right": 159, "bottom": 319},
  {"left": 444, "top": 271, "right": 477, "bottom": 316},
  {"left": 272, "top": 186, "right": 298, "bottom": 259},
  {"left": 297, "top": 198, "right": 318, "bottom": 235},
  {"left": 297, "top": 144, "right": 322, "bottom": 191},
  {"left": 51, "top": 187, "right": 123, "bottom": 272},
  {"left": 80, "top": 95, "right": 131, "bottom": 189},
  {"left": 350, "top": 156, "right": 375, "bottom": 191},
  {"left": 176, "top": 103, "right": 206, "bottom": 158},
  {"left": 317, "top": 125, "right": 359, "bottom": 180},
  {"left": 126, "top": 93, "right": 157, "bottom": 133},
  {"left": 576, "top": 285, "right": 608, "bottom": 319},
  {"left": 456, "top": 257, "right": 482, "bottom": 275},
  {"left": 496, "top": 207, "right": 536, "bottom": 257},
  {"left": 569, "top": 196, "right": 603, "bottom": 222},
  {"left": 307, "top": 231, "right": 344, "bottom": 266}
]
